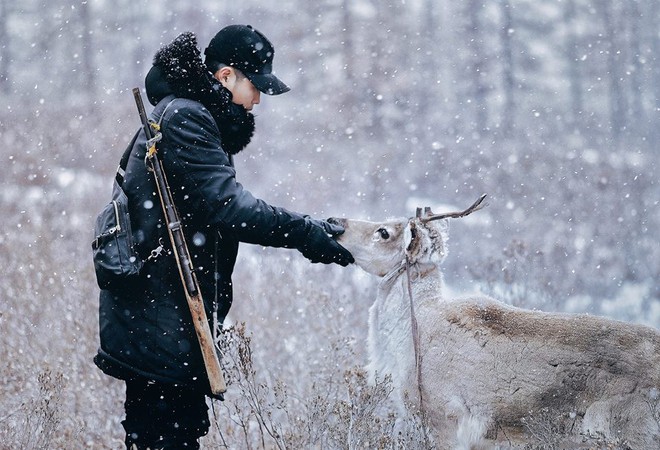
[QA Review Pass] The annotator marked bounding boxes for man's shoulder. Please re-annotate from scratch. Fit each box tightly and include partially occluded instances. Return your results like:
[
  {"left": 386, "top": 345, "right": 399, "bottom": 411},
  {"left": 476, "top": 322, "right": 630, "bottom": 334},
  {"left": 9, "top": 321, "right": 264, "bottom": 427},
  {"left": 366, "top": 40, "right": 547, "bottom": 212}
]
[
  {"left": 163, "top": 97, "right": 209, "bottom": 116},
  {"left": 160, "top": 97, "right": 216, "bottom": 128}
]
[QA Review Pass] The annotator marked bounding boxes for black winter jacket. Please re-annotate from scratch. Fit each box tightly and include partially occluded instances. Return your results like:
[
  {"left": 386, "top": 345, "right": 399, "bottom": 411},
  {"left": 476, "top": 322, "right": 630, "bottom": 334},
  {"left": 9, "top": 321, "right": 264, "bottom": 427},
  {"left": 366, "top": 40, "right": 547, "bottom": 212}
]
[{"left": 94, "top": 33, "right": 327, "bottom": 393}]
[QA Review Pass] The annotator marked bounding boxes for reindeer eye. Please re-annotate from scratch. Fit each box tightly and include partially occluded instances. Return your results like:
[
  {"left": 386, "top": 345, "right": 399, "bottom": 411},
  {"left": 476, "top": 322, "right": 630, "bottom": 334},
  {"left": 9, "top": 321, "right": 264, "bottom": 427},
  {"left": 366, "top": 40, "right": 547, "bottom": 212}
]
[{"left": 377, "top": 228, "right": 390, "bottom": 239}]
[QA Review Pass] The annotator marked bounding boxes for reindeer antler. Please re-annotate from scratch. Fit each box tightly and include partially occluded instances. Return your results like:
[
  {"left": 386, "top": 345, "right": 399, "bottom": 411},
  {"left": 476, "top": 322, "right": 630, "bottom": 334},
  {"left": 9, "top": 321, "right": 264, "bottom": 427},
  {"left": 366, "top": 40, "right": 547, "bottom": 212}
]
[{"left": 420, "top": 194, "right": 488, "bottom": 222}]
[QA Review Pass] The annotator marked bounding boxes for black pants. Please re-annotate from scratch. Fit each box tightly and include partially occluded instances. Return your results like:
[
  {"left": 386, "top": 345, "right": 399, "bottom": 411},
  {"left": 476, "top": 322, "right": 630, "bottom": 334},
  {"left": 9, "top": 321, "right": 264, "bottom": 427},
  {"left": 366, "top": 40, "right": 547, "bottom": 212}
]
[{"left": 122, "top": 377, "right": 210, "bottom": 450}]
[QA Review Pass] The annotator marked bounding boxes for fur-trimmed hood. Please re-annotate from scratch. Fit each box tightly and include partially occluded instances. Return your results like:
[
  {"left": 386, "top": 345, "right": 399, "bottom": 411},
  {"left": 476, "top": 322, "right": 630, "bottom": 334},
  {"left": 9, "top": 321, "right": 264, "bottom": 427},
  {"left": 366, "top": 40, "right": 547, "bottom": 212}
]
[{"left": 145, "top": 32, "right": 255, "bottom": 154}]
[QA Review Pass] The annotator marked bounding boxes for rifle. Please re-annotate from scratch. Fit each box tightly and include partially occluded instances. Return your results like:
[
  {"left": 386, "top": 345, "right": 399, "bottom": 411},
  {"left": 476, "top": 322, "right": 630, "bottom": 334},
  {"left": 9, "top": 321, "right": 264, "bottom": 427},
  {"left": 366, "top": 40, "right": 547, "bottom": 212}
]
[{"left": 132, "top": 88, "right": 227, "bottom": 398}]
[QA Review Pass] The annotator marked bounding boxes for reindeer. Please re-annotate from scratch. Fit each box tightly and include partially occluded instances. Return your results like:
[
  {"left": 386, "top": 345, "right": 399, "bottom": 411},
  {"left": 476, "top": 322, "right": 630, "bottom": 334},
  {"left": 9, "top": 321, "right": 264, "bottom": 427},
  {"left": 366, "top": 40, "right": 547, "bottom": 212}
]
[{"left": 330, "top": 196, "right": 660, "bottom": 449}]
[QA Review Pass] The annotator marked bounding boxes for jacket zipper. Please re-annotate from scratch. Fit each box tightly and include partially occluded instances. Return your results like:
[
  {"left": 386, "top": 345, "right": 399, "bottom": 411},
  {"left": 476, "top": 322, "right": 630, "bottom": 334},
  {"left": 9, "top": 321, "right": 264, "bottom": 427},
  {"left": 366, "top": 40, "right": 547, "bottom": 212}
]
[{"left": 112, "top": 200, "right": 122, "bottom": 232}]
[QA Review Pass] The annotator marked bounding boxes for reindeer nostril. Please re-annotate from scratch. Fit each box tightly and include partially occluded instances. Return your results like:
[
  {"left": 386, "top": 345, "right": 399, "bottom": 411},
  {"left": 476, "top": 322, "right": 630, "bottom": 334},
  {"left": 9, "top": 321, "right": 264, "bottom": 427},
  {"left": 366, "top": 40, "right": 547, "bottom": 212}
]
[{"left": 327, "top": 217, "right": 345, "bottom": 227}]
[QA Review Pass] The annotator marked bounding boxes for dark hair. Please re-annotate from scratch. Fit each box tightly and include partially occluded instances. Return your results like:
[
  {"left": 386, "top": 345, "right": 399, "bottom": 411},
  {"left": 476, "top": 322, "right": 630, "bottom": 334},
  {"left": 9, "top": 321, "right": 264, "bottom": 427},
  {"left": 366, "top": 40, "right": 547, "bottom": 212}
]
[
  {"left": 206, "top": 61, "right": 246, "bottom": 80},
  {"left": 205, "top": 58, "right": 223, "bottom": 74}
]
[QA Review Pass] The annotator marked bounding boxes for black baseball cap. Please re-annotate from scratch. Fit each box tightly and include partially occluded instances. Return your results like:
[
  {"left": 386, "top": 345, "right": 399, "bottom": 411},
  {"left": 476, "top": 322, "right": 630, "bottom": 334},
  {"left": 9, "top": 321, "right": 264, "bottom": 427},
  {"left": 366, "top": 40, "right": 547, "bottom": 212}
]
[{"left": 204, "top": 24, "right": 290, "bottom": 95}]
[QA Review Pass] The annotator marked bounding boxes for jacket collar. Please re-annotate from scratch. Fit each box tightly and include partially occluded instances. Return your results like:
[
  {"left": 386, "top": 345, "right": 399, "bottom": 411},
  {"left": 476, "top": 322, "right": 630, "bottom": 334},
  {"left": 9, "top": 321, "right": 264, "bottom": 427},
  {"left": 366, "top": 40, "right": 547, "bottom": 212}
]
[{"left": 145, "top": 32, "right": 255, "bottom": 155}]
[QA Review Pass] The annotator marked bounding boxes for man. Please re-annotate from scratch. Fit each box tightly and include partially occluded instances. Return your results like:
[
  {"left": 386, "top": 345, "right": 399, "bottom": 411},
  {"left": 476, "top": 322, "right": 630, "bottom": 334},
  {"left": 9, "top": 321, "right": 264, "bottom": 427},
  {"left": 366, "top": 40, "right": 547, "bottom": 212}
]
[{"left": 93, "top": 25, "right": 354, "bottom": 449}]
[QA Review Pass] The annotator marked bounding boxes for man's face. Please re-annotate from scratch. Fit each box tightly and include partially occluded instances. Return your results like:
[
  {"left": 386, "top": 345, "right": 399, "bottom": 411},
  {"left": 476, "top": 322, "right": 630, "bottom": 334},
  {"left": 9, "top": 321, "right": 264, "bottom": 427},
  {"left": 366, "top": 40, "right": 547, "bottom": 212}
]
[
  {"left": 216, "top": 67, "right": 261, "bottom": 111},
  {"left": 231, "top": 76, "right": 261, "bottom": 111}
]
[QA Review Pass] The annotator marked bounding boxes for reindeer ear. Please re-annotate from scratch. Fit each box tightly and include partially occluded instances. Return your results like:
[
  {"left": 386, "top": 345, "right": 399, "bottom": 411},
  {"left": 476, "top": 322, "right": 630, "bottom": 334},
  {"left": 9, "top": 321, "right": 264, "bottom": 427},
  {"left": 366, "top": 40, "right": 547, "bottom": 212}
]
[
  {"left": 404, "top": 221, "right": 425, "bottom": 262},
  {"left": 408, "top": 219, "right": 449, "bottom": 265},
  {"left": 428, "top": 219, "right": 449, "bottom": 263},
  {"left": 403, "top": 222, "right": 415, "bottom": 252},
  {"left": 435, "top": 218, "right": 449, "bottom": 234}
]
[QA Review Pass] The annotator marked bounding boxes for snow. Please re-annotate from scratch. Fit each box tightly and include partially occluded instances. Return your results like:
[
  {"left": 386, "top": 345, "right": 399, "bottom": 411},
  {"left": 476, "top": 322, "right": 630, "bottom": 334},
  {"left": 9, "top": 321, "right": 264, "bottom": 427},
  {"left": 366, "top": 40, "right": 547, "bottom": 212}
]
[{"left": 1, "top": 1, "right": 658, "bottom": 448}]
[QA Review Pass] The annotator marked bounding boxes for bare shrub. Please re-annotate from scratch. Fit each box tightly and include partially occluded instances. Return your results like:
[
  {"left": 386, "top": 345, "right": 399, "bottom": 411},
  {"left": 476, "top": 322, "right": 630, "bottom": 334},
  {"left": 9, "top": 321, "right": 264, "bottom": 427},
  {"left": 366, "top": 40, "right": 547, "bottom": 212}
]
[
  {"left": 213, "top": 323, "right": 288, "bottom": 449},
  {"left": 325, "top": 368, "right": 396, "bottom": 449},
  {"left": 519, "top": 407, "right": 637, "bottom": 450},
  {"left": 521, "top": 407, "right": 571, "bottom": 447},
  {"left": 205, "top": 323, "right": 427, "bottom": 450},
  {"left": 0, "top": 368, "right": 66, "bottom": 450}
]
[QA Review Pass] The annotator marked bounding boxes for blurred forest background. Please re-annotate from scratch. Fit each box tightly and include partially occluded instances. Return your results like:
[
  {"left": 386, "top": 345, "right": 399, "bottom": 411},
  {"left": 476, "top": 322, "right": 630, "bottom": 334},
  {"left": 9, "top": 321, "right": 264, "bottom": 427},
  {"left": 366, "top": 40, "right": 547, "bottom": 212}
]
[{"left": 0, "top": 0, "right": 658, "bottom": 448}]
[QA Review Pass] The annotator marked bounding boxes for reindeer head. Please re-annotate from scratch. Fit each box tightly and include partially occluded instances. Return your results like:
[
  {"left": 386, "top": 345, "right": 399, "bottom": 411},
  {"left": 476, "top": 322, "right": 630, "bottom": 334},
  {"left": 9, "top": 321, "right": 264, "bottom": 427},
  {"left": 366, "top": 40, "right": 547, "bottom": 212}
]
[{"left": 330, "top": 195, "right": 487, "bottom": 277}]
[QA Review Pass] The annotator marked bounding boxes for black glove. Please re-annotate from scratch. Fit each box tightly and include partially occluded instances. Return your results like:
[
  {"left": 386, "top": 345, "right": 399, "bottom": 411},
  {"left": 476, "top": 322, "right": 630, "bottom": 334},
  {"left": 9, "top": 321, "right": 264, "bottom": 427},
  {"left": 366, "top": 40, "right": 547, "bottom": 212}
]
[{"left": 300, "top": 218, "right": 354, "bottom": 266}]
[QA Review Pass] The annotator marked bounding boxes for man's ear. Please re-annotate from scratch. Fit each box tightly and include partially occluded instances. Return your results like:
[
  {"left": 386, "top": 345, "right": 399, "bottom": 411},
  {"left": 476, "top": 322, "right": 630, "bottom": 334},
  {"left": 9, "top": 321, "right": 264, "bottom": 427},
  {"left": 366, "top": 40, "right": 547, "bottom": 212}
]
[{"left": 214, "top": 66, "right": 235, "bottom": 87}]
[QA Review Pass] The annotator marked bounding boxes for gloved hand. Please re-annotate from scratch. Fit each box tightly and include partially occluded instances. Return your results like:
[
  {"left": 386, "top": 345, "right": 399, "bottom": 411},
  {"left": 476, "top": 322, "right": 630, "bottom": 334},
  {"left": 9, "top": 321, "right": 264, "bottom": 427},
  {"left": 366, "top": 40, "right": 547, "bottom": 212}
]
[{"left": 300, "top": 218, "right": 354, "bottom": 266}]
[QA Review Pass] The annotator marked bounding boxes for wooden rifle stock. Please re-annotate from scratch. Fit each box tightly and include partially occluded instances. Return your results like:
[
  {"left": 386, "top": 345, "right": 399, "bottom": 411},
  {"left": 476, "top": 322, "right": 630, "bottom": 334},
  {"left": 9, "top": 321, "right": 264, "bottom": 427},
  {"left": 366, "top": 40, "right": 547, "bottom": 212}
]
[{"left": 132, "top": 88, "right": 227, "bottom": 397}]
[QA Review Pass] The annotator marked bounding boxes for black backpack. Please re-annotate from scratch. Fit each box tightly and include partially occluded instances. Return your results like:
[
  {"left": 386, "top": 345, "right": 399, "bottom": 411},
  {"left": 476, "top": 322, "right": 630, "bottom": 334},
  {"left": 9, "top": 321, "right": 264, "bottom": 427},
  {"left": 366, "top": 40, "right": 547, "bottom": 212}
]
[{"left": 91, "top": 131, "right": 143, "bottom": 290}]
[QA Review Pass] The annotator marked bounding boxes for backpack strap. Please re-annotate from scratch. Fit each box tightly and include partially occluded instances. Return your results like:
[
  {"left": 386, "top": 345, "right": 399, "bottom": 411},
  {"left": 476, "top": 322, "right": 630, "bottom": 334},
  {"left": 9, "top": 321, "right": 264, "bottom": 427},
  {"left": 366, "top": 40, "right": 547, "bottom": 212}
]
[
  {"left": 115, "top": 97, "right": 177, "bottom": 187},
  {"left": 115, "top": 130, "right": 140, "bottom": 186}
]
